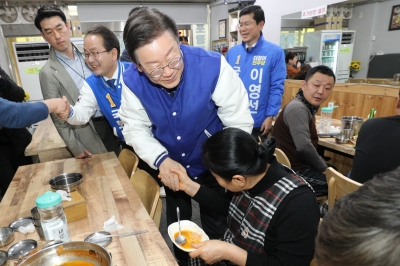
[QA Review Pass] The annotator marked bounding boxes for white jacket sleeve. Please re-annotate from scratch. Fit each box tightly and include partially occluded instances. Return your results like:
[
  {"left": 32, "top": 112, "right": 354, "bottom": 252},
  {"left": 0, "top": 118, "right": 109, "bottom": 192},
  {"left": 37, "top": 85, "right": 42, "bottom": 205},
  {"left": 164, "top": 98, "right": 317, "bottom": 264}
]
[
  {"left": 212, "top": 56, "right": 254, "bottom": 133},
  {"left": 67, "top": 81, "right": 98, "bottom": 125},
  {"left": 118, "top": 79, "right": 167, "bottom": 169}
]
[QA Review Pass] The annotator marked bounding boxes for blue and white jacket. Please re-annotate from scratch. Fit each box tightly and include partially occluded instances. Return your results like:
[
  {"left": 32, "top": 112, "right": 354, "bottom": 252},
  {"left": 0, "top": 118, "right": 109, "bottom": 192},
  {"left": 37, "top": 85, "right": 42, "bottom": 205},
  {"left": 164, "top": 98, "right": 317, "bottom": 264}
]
[
  {"left": 67, "top": 61, "right": 132, "bottom": 141},
  {"left": 119, "top": 44, "right": 253, "bottom": 179},
  {"left": 226, "top": 33, "right": 286, "bottom": 128}
]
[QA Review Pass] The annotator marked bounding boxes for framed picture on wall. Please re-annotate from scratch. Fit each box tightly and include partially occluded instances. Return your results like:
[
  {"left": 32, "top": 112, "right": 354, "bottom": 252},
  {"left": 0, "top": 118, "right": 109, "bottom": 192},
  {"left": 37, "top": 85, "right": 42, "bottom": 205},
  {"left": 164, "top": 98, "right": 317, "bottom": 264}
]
[
  {"left": 388, "top": 4, "right": 400, "bottom": 31},
  {"left": 219, "top": 19, "right": 226, "bottom": 39}
]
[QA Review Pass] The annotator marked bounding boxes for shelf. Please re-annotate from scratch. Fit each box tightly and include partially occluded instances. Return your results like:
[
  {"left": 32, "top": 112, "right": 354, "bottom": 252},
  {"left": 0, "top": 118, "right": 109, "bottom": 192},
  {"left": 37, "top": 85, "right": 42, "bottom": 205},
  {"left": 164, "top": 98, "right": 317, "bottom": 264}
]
[
  {"left": 321, "top": 56, "right": 335, "bottom": 58},
  {"left": 322, "top": 49, "right": 335, "bottom": 51}
]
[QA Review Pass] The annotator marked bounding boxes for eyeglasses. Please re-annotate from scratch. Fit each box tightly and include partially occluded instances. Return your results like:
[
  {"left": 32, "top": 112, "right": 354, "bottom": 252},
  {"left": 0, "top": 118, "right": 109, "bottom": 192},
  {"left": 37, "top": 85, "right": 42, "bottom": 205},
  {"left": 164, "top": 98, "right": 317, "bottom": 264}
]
[
  {"left": 83, "top": 50, "right": 109, "bottom": 60},
  {"left": 237, "top": 21, "right": 255, "bottom": 30},
  {"left": 147, "top": 56, "right": 182, "bottom": 78}
]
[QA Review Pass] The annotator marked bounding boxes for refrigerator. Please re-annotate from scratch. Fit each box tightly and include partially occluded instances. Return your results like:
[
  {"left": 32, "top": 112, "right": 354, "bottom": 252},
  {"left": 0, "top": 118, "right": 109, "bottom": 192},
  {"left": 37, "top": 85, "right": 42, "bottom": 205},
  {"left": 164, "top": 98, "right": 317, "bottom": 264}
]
[{"left": 303, "top": 30, "right": 356, "bottom": 82}]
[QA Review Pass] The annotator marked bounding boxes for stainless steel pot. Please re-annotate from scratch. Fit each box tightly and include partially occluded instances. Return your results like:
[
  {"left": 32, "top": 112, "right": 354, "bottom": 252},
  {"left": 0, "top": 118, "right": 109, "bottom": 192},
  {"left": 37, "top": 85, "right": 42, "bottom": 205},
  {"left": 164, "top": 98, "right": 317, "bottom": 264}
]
[
  {"left": 18, "top": 241, "right": 112, "bottom": 266},
  {"left": 394, "top": 73, "right": 400, "bottom": 82},
  {"left": 341, "top": 116, "right": 363, "bottom": 137}
]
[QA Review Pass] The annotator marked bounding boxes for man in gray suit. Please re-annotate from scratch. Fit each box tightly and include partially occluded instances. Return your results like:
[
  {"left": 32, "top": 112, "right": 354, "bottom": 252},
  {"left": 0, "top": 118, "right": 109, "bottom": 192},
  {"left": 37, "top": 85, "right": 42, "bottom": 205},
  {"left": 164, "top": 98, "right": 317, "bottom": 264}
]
[{"left": 34, "top": 5, "right": 120, "bottom": 158}]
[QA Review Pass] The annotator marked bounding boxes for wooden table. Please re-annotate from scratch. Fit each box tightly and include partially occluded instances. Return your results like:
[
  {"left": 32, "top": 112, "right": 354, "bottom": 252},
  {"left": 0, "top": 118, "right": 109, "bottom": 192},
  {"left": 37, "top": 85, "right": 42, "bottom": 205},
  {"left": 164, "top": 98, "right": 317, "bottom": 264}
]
[
  {"left": 24, "top": 116, "right": 73, "bottom": 162},
  {"left": 0, "top": 152, "right": 178, "bottom": 266}
]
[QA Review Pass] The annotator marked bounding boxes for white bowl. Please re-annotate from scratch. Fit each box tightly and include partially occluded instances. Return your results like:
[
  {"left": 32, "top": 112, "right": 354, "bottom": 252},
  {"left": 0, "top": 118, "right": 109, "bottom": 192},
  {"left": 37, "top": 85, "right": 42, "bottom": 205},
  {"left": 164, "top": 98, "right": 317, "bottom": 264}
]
[{"left": 167, "top": 220, "right": 209, "bottom": 252}]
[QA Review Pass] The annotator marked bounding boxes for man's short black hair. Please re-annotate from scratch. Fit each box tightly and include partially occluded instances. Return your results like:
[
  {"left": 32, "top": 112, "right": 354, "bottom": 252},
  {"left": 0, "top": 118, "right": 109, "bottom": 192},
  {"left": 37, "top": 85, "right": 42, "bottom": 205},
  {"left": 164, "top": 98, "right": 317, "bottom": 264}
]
[
  {"left": 86, "top": 24, "right": 121, "bottom": 59},
  {"left": 305, "top": 65, "right": 336, "bottom": 83},
  {"left": 34, "top": 5, "right": 67, "bottom": 32},
  {"left": 239, "top": 5, "right": 265, "bottom": 24},
  {"left": 128, "top": 6, "right": 148, "bottom": 18}
]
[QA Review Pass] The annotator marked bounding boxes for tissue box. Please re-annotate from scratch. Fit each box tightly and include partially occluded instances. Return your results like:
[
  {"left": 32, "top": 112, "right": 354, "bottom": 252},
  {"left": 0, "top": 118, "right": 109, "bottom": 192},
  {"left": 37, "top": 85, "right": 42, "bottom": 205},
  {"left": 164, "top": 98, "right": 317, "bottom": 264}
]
[{"left": 63, "top": 191, "right": 87, "bottom": 223}]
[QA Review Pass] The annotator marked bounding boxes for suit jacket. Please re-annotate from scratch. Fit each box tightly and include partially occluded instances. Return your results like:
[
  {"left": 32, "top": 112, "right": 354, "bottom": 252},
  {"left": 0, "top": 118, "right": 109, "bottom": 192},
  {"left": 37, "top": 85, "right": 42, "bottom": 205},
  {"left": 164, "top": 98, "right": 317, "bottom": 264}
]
[{"left": 39, "top": 45, "right": 107, "bottom": 156}]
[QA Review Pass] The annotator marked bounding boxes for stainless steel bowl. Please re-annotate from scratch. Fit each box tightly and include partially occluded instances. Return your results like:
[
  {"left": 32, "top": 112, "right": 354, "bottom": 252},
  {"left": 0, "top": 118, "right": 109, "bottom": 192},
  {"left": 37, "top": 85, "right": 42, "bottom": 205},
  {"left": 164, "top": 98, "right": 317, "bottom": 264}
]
[
  {"left": 335, "top": 135, "right": 350, "bottom": 144},
  {"left": 18, "top": 241, "right": 112, "bottom": 266},
  {"left": 0, "top": 227, "right": 15, "bottom": 248},
  {"left": 49, "top": 173, "right": 83, "bottom": 193}
]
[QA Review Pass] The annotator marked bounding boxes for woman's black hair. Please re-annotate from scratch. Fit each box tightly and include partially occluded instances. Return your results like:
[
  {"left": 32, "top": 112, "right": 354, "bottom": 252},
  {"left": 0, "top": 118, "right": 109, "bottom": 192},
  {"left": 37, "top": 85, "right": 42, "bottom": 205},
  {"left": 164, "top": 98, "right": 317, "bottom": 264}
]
[{"left": 202, "top": 128, "right": 276, "bottom": 181}]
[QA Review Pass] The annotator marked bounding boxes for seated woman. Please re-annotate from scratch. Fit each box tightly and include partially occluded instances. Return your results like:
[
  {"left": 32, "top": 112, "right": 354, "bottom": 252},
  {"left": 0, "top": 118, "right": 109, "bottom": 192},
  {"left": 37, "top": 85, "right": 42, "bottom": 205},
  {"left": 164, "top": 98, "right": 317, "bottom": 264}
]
[
  {"left": 285, "top": 52, "right": 301, "bottom": 78},
  {"left": 168, "top": 128, "right": 320, "bottom": 266},
  {"left": 292, "top": 64, "right": 312, "bottom": 80}
]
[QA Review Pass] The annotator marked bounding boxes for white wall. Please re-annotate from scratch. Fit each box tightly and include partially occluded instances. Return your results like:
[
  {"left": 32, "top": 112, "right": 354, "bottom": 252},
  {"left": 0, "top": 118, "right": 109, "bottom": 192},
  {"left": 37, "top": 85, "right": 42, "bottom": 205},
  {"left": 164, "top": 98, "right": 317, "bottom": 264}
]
[
  {"left": 77, "top": 3, "right": 208, "bottom": 24},
  {"left": 349, "top": 0, "right": 400, "bottom": 78},
  {"left": 210, "top": 1, "right": 237, "bottom": 42},
  {"left": 257, "top": 0, "right": 344, "bottom": 44}
]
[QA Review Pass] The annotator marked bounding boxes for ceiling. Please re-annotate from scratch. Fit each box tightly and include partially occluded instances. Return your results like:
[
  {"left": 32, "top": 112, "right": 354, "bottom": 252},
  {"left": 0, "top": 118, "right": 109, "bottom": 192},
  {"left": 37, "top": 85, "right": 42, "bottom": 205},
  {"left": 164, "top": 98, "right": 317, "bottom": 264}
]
[{"left": 0, "top": 0, "right": 211, "bottom": 4}]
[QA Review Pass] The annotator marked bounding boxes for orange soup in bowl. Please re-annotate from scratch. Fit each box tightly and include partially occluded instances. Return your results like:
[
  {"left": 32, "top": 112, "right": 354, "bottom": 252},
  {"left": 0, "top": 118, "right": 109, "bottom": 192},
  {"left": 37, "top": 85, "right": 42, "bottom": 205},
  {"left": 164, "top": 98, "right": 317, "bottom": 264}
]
[{"left": 174, "top": 230, "right": 202, "bottom": 249}]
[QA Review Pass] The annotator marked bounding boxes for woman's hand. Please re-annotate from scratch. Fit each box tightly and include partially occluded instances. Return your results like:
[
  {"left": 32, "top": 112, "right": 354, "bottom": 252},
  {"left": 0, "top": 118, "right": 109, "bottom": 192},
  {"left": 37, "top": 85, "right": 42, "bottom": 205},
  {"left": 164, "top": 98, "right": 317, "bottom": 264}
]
[
  {"left": 169, "top": 166, "right": 200, "bottom": 197},
  {"left": 158, "top": 158, "right": 184, "bottom": 191},
  {"left": 190, "top": 240, "right": 247, "bottom": 266}
]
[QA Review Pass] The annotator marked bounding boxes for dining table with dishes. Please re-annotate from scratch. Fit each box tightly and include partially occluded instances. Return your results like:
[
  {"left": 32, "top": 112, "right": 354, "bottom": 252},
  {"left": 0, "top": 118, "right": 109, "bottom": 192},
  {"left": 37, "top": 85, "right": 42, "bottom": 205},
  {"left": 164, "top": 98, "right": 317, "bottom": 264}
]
[{"left": 0, "top": 152, "right": 178, "bottom": 266}]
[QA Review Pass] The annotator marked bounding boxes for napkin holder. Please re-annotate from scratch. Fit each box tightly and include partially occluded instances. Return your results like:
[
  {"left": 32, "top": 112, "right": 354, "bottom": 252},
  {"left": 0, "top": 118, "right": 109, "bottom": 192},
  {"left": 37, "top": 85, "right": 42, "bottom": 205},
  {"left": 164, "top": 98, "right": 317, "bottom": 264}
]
[{"left": 62, "top": 191, "right": 87, "bottom": 223}]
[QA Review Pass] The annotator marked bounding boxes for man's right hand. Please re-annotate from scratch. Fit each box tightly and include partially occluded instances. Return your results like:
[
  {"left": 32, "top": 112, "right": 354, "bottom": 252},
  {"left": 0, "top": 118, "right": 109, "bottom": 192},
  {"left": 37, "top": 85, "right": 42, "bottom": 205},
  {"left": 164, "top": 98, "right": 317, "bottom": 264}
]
[
  {"left": 44, "top": 97, "right": 68, "bottom": 114},
  {"left": 57, "top": 96, "right": 71, "bottom": 120},
  {"left": 158, "top": 157, "right": 186, "bottom": 191},
  {"left": 76, "top": 149, "right": 92, "bottom": 159},
  {"left": 297, "top": 61, "right": 301, "bottom": 68}
]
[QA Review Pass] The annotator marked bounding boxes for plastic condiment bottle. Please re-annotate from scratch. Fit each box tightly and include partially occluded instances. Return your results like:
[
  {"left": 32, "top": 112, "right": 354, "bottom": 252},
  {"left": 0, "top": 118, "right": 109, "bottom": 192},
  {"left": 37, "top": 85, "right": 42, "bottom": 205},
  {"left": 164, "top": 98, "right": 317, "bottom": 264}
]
[
  {"left": 36, "top": 191, "right": 70, "bottom": 242},
  {"left": 319, "top": 106, "right": 337, "bottom": 133}
]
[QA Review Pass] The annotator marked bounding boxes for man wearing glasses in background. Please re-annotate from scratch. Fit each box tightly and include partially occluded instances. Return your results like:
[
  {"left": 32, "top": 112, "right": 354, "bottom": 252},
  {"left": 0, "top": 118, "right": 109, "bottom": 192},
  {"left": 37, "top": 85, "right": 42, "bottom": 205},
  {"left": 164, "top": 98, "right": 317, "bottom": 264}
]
[
  {"left": 34, "top": 5, "right": 119, "bottom": 158},
  {"left": 119, "top": 8, "right": 253, "bottom": 266},
  {"left": 226, "top": 5, "right": 286, "bottom": 141},
  {"left": 57, "top": 25, "right": 129, "bottom": 156}
]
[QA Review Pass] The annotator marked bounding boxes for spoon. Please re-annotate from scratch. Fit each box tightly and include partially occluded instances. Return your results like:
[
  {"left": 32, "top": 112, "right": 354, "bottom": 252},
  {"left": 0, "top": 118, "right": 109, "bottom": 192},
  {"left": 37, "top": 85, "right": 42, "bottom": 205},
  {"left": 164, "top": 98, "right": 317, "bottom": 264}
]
[
  {"left": 175, "top": 207, "right": 187, "bottom": 245},
  {"left": 89, "top": 230, "right": 149, "bottom": 240}
]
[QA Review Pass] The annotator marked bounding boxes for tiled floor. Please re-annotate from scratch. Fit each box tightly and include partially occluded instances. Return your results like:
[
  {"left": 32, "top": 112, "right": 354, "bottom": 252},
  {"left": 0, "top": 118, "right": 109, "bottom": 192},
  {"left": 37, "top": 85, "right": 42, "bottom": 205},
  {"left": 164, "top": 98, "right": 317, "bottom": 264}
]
[{"left": 159, "top": 197, "right": 202, "bottom": 258}]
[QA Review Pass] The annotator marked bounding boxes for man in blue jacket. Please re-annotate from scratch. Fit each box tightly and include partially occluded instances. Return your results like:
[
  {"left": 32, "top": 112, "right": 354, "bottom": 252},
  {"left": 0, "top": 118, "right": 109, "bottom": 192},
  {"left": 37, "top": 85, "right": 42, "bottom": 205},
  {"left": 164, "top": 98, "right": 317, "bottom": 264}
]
[{"left": 226, "top": 5, "right": 286, "bottom": 140}]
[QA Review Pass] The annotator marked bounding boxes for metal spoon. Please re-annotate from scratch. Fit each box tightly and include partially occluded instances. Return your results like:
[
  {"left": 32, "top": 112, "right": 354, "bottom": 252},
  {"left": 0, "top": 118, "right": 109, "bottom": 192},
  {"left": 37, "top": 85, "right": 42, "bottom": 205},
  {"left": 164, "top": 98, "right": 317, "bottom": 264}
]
[{"left": 175, "top": 207, "right": 186, "bottom": 245}]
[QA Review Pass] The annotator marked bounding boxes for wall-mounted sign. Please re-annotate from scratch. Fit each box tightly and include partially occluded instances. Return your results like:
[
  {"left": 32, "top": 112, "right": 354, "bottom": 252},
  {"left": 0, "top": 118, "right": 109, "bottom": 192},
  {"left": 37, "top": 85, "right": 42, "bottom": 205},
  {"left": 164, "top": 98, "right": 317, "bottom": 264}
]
[{"left": 301, "top": 5, "right": 327, "bottom": 19}]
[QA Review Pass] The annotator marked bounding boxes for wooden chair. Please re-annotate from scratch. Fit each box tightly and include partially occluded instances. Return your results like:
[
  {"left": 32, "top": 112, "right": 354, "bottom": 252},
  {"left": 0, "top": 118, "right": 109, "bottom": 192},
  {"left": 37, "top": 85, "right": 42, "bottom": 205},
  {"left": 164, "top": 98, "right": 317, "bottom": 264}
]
[
  {"left": 275, "top": 148, "right": 328, "bottom": 203},
  {"left": 367, "top": 78, "right": 390, "bottom": 85},
  {"left": 118, "top": 148, "right": 139, "bottom": 178},
  {"left": 347, "top": 78, "right": 367, "bottom": 83},
  {"left": 130, "top": 169, "right": 161, "bottom": 226},
  {"left": 325, "top": 167, "right": 362, "bottom": 210},
  {"left": 274, "top": 148, "right": 291, "bottom": 168}
]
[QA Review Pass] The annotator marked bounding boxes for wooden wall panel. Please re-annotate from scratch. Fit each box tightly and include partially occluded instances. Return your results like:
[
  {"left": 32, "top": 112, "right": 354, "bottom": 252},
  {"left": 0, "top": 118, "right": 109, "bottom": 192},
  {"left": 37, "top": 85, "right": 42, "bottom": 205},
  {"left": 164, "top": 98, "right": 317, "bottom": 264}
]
[{"left": 283, "top": 80, "right": 399, "bottom": 119}]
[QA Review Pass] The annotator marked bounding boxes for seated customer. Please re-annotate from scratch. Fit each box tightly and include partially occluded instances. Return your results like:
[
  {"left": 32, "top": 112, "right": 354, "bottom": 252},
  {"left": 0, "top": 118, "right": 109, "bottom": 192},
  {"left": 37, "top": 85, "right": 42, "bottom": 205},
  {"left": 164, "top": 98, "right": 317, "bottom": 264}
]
[
  {"left": 272, "top": 65, "right": 336, "bottom": 195},
  {"left": 169, "top": 128, "right": 319, "bottom": 266},
  {"left": 315, "top": 166, "right": 400, "bottom": 266},
  {"left": 292, "top": 64, "right": 312, "bottom": 80},
  {"left": 350, "top": 96, "right": 400, "bottom": 183},
  {"left": 285, "top": 52, "right": 301, "bottom": 78}
]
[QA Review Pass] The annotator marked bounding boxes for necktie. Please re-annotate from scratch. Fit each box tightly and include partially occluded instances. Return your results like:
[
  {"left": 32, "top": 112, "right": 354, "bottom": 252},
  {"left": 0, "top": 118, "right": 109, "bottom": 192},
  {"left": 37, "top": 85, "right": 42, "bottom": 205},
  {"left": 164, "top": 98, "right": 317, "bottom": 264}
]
[{"left": 106, "top": 79, "right": 116, "bottom": 89}]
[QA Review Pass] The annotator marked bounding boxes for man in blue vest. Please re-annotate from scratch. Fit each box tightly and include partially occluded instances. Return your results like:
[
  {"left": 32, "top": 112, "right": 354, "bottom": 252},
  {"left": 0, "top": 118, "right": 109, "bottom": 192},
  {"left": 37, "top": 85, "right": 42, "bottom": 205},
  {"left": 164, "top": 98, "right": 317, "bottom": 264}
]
[
  {"left": 58, "top": 25, "right": 130, "bottom": 155},
  {"left": 120, "top": 8, "right": 253, "bottom": 266}
]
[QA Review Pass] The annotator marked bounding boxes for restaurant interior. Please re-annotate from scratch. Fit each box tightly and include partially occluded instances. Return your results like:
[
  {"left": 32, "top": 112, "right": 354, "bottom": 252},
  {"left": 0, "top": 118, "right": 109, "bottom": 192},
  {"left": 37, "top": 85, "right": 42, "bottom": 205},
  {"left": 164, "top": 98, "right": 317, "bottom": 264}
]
[{"left": 0, "top": 0, "right": 399, "bottom": 265}]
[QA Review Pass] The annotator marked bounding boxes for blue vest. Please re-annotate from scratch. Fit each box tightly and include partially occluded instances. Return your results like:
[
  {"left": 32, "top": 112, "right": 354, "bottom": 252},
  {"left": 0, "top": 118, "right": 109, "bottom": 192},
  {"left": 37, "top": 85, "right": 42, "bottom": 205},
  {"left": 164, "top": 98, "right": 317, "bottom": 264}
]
[
  {"left": 123, "top": 45, "right": 223, "bottom": 178},
  {"left": 86, "top": 61, "right": 132, "bottom": 142}
]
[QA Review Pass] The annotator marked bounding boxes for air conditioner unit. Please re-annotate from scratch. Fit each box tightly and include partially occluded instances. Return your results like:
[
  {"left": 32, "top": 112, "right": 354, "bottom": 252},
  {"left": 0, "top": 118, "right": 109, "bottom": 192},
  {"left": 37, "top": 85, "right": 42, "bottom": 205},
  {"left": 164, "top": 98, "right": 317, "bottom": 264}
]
[
  {"left": 0, "top": 5, "right": 19, "bottom": 24},
  {"left": 332, "top": 7, "right": 341, "bottom": 17},
  {"left": 342, "top": 7, "right": 353, "bottom": 19},
  {"left": 0, "top": 5, "right": 39, "bottom": 25},
  {"left": 326, "top": 6, "right": 334, "bottom": 17},
  {"left": 20, "top": 4, "right": 39, "bottom": 23}
]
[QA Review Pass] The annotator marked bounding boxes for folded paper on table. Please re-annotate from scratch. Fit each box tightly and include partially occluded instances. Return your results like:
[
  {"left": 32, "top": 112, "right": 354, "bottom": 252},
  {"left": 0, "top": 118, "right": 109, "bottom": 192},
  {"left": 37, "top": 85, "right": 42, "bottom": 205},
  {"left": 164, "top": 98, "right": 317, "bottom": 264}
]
[{"left": 104, "top": 215, "right": 123, "bottom": 232}]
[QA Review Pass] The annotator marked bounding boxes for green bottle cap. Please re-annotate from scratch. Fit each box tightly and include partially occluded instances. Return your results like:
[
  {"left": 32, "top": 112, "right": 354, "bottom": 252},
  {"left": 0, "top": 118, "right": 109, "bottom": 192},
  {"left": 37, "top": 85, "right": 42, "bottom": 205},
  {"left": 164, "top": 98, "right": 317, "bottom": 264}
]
[
  {"left": 36, "top": 191, "right": 62, "bottom": 208},
  {"left": 321, "top": 106, "right": 338, "bottom": 113}
]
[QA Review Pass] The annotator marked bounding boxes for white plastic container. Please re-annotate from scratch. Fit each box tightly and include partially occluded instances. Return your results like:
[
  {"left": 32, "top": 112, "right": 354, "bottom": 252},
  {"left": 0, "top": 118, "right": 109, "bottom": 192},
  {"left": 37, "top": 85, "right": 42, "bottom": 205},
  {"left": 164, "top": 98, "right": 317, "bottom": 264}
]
[
  {"left": 36, "top": 191, "right": 70, "bottom": 242},
  {"left": 319, "top": 106, "right": 336, "bottom": 133}
]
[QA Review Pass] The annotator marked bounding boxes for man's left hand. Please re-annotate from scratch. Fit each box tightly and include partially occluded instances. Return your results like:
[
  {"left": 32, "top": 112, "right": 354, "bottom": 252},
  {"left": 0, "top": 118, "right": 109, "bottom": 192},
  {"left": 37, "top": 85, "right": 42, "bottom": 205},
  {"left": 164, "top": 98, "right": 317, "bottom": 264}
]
[{"left": 260, "top": 116, "right": 273, "bottom": 135}]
